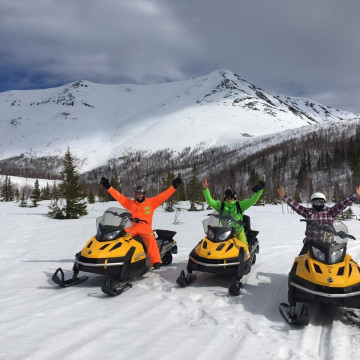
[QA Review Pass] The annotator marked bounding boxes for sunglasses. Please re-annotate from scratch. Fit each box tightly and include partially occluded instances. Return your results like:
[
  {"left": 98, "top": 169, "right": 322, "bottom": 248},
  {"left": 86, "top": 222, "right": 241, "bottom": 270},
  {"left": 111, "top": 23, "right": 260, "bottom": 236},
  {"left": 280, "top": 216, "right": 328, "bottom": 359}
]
[{"left": 311, "top": 199, "right": 325, "bottom": 206}]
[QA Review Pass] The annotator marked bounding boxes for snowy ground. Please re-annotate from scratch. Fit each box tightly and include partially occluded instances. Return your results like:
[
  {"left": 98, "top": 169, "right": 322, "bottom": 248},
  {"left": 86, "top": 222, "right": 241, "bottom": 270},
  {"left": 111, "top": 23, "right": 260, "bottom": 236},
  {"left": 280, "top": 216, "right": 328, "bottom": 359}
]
[{"left": 2, "top": 200, "right": 360, "bottom": 360}]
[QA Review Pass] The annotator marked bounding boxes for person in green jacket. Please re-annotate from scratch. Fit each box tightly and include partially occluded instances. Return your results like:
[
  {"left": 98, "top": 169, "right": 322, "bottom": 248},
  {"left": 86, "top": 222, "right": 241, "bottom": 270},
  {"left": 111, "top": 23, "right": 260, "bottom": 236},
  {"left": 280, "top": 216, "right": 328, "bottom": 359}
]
[{"left": 202, "top": 177, "right": 265, "bottom": 244}]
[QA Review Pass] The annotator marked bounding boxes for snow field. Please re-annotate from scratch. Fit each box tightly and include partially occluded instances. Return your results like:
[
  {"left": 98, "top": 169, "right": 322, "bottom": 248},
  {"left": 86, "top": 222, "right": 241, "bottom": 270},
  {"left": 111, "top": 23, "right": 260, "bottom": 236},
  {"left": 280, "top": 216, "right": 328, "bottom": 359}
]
[{"left": 1, "top": 201, "right": 360, "bottom": 360}]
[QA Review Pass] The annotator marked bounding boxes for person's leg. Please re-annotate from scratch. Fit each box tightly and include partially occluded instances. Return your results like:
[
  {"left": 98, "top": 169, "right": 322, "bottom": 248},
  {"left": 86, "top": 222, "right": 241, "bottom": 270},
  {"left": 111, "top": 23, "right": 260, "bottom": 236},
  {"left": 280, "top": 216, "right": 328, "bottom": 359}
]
[
  {"left": 236, "top": 230, "right": 248, "bottom": 244},
  {"left": 141, "top": 232, "right": 161, "bottom": 266}
]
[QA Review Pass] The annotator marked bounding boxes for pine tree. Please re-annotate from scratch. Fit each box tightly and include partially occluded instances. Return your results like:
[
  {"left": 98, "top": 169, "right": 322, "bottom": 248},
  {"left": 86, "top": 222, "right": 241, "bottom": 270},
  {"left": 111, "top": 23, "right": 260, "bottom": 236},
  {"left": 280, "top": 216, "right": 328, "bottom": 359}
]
[
  {"left": 98, "top": 185, "right": 109, "bottom": 202},
  {"left": 14, "top": 188, "right": 20, "bottom": 202},
  {"left": 248, "top": 167, "right": 260, "bottom": 189},
  {"left": 333, "top": 181, "right": 344, "bottom": 203},
  {"left": 1, "top": 175, "right": 14, "bottom": 201},
  {"left": 108, "top": 171, "right": 121, "bottom": 201},
  {"left": 163, "top": 171, "right": 178, "bottom": 212},
  {"left": 41, "top": 183, "right": 52, "bottom": 200},
  {"left": 51, "top": 183, "right": 59, "bottom": 200},
  {"left": 48, "top": 148, "right": 87, "bottom": 219},
  {"left": 187, "top": 164, "right": 203, "bottom": 211},
  {"left": 294, "top": 188, "right": 302, "bottom": 203},
  {"left": 31, "top": 179, "right": 41, "bottom": 207},
  {"left": 19, "top": 190, "right": 27, "bottom": 207},
  {"left": 87, "top": 190, "right": 96, "bottom": 204},
  {"left": 174, "top": 172, "right": 186, "bottom": 201}
]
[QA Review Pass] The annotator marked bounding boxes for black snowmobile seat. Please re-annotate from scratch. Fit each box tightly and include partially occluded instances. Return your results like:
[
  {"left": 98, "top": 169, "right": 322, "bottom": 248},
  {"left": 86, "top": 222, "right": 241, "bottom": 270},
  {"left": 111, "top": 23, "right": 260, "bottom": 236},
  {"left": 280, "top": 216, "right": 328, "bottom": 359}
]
[{"left": 154, "top": 229, "right": 176, "bottom": 241}]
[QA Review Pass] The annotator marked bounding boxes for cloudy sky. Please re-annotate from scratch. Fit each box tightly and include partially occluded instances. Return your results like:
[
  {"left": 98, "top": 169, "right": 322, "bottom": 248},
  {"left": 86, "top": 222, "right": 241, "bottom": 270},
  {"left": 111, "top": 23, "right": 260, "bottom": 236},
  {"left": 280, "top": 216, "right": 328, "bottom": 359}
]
[{"left": 1, "top": 0, "right": 360, "bottom": 113}]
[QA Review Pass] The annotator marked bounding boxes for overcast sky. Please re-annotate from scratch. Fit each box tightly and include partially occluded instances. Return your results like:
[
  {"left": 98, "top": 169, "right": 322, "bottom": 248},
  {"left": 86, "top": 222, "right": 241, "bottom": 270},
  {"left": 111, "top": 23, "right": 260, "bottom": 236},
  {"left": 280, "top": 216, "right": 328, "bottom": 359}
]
[{"left": 1, "top": 0, "right": 360, "bottom": 113}]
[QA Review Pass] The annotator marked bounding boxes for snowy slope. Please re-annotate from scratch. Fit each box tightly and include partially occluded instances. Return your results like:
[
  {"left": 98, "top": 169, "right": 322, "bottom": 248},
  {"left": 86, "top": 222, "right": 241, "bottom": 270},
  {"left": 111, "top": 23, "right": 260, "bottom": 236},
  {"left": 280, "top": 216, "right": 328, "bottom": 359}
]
[
  {"left": 1, "top": 200, "right": 360, "bottom": 360},
  {"left": 1, "top": 69, "right": 358, "bottom": 171}
]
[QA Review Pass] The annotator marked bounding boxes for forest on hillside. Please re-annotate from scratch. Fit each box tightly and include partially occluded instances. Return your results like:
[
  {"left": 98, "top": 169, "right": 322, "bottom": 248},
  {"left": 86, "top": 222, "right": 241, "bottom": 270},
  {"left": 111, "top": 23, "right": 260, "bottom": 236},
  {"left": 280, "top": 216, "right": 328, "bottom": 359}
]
[{"left": 1, "top": 119, "right": 360, "bottom": 207}]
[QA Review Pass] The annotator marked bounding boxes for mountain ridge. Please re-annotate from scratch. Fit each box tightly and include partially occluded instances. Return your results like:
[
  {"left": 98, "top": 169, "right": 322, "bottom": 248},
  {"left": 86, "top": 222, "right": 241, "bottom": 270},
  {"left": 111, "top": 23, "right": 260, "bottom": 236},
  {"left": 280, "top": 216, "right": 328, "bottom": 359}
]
[{"left": 0, "top": 69, "right": 358, "bottom": 172}]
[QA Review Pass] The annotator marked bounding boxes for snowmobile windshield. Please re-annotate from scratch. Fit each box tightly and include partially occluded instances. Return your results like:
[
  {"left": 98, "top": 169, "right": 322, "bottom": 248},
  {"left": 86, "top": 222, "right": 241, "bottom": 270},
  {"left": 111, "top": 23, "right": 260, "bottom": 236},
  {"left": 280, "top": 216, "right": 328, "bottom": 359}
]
[
  {"left": 312, "top": 220, "right": 349, "bottom": 246},
  {"left": 202, "top": 211, "right": 237, "bottom": 235},
  {"left": 96, "top": 208, "right": 132, "bottom": 230}
]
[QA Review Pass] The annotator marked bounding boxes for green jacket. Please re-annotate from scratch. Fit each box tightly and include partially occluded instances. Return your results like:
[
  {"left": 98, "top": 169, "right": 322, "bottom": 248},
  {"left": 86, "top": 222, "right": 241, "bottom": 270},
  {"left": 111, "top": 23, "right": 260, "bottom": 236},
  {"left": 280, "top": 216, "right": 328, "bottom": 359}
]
[{"left": 202, "top": 187, "right": 263, "bottom": 243}]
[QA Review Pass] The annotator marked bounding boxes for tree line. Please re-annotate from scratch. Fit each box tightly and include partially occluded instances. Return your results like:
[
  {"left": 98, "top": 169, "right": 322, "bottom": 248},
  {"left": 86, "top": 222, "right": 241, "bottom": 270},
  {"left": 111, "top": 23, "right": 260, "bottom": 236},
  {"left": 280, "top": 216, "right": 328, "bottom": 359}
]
[{"left": 1, "top": 119, "right": 360, "bottom": 217}]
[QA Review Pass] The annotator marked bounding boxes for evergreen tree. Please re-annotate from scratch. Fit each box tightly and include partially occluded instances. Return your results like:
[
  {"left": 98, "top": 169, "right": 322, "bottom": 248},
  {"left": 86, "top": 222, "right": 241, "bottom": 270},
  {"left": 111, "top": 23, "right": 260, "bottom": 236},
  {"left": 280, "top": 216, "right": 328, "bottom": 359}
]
[
  {"left": 187, "top": 164, "right": 203, "bottom": 211},
  {"left": 174, "top": 172, "right": 186, "bottom": 201},
  {"left": 163, "top": 171, "right": 178, "bottom": 212},
  {"left": 1, "top": 175, "right": 14, "bottom": 201},
  {"left": 48, "top": 148, "right": 87, "bottom": 219},
  {"left": 51, "top": 183, "right": 59, "bottom": 200},
  {"left": 14, "top": 188, "right": 20, "bottom": 202},
  {"left": 333, "top": 181, "right": 344, "bottom": 203},
  {"left": 31, "top": 179, "right": 41, "bottom": 207},
  {"left": 108, "top": 171, "right": 121, "bottom": 201},
  {"left": 248, "top": 167, "right": 260, "bottom": 189},
  {"left": 98, "top": 184, "right": 109, "bottom": 202},
  {"left": 41, "top": 183, "right": 52, "bottom": 200},
  {"left": 87, "top": 189, "right": 96, "bottom": 204},
  {"left": 294, "top": 188, "right": 302, "bottom": 203},
  {"left": 296, "top": 157, "right": 308, "bottom": 193},
  {"left": 19, "top": 190, "right": 27, "bottom": 207}
]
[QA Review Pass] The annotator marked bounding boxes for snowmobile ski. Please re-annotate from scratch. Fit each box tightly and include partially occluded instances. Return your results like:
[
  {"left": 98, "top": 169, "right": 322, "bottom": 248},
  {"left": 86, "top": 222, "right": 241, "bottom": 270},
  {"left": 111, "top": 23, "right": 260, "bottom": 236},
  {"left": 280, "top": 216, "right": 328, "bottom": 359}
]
[
  {"left": 176, "top": 270, "right": 197, "bottom": 287},
  {"left": 101, "top": 277, "right": 133, "bottom": 296},
  {"left": 228, "top": 280, "right": 243, "bottom": 296},
  {"left": 52, "top": 268, "right": 88, "bottom": 287},
  {"left": 279, "top": 302, "right": 309, "bottom": 326}
]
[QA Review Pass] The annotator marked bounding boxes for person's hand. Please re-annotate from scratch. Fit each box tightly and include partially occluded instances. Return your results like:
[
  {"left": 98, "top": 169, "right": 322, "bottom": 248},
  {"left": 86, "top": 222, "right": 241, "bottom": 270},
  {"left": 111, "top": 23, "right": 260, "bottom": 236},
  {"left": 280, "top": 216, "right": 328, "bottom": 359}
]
[
  {"left": 356, "top": 186, "right": 360, "bottom": 197},
  {"left": 172, "top": 177, "right": 182, "bottom": 189},
  {"left": 100, "top": 177, "right": 111, "bottom": 190},
  {"left": 278, "top": 186, "right": 285, "bottom": 198},
  {"left": 252, "top": 180, "right": 265, "bottom": 193},
  {"left": 202, "top": 177, "right": 209, "bottom": 189}
]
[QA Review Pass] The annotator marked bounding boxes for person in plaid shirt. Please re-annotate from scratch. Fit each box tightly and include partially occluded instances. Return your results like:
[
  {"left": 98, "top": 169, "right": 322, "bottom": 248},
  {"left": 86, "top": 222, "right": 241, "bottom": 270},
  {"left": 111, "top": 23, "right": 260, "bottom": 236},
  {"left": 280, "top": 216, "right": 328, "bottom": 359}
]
[{"left": 278, "top": 185, "right": 360, "bottom": 254}]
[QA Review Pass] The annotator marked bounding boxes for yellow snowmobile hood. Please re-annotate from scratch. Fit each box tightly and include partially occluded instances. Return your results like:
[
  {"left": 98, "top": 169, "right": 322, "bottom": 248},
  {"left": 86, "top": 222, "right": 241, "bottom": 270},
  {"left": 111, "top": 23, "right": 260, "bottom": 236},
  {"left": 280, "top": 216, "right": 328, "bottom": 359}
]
[
  {"left": 80, "top": 235, "right": 146, "bottom": 264},
  {"left": 194, "top": 235, "right": 250, "bottom": 262},
  {"left": 294, "top": 253, "right": 360, "bottom": 288}
]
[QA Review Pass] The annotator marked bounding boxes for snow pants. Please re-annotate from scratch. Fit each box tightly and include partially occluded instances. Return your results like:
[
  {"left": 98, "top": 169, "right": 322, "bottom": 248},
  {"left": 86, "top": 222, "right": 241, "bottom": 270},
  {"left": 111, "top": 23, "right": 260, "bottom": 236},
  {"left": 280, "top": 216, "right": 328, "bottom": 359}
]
[{"left": 131, "top": 230, "right": 161, "bottom": 265}]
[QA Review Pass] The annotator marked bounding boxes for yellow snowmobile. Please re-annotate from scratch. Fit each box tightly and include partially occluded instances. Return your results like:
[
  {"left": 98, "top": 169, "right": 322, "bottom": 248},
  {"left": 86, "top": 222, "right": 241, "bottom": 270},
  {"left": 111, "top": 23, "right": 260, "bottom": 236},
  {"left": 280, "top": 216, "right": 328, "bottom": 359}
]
[
  {"left": 52, "top": 207, "right": 177, "bottom": 296},
  {"left": 176, "top": 212, "right": 259, "bottom": 295},
  {"left": 280, "top": 219, "right": 360, "bottom": 326}
]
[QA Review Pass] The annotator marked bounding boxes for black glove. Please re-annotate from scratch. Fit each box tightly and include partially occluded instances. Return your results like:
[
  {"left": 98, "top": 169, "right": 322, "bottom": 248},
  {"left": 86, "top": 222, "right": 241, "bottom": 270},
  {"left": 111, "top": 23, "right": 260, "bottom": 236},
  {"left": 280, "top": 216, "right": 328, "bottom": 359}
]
[
  {"left": 172, "top": 177, "right": 182, "bottom": 189},
  {"left": 252, "top": 180, "right": 265, "bottom": 193},
  {"left": 100, "top": 177, "right": 111, "bottom": 190}
]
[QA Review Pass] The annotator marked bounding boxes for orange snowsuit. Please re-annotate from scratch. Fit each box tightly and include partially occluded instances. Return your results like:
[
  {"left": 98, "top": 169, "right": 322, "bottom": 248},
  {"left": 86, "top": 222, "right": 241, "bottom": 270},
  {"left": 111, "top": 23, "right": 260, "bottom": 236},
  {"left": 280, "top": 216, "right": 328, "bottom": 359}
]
[{"left": 107, "top": 186, "right": 176, "bottom": 265}]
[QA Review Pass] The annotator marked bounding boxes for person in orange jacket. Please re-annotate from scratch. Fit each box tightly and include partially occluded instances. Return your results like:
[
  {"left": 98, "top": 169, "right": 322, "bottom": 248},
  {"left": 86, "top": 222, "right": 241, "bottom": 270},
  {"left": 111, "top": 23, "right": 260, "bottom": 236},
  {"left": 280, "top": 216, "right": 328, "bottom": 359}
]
[{"left": 100, "top": 176, "right": 182, "bottom": 269}]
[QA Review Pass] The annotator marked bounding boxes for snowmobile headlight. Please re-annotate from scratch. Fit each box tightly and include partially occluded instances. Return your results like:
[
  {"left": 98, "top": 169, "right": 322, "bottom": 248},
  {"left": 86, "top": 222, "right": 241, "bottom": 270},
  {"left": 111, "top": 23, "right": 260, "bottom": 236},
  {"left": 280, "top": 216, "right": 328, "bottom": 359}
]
[
  {"left": 330, "top": 248, "right": 344, "bottom": 264},
  {"left": 208, "top": 229, "right": 215, "bottom": 240},
  {"left": 105, "top": 230, "right": 122, "bottom": 241},
  {"left": 311, "top": 246, "right": 325, "bottom": 262},
  {"left": 219, "top": 231, "right": 232, "bottom": 241}
]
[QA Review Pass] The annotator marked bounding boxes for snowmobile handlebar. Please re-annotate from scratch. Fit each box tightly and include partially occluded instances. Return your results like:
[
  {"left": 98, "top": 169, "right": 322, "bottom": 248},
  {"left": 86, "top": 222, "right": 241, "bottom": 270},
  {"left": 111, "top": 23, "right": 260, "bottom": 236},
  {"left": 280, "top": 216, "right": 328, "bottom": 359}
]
[
  {"left": 208, "top": 213, "right": 246, "bottom": 227},
  {"left": 300, "top": 219, "right": 356, "bottom": 240},
  {"left": 132, "top": 217, "right": 148, "bottom": 224}
]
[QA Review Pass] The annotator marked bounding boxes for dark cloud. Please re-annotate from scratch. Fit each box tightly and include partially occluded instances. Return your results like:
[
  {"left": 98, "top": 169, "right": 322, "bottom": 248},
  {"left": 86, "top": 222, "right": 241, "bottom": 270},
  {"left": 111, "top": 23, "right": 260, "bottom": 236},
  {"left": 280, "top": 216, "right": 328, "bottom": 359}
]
[{"left": 0, "top": 0, "right": 359, "bottom": 113}]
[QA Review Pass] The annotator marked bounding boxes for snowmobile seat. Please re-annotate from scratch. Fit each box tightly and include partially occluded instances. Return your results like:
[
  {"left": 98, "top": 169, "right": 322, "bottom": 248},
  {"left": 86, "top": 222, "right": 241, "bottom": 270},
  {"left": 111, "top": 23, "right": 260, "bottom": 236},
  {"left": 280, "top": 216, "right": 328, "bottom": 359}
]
[{"left": 154, "top": 229, "right": 176, "bottom": 241}]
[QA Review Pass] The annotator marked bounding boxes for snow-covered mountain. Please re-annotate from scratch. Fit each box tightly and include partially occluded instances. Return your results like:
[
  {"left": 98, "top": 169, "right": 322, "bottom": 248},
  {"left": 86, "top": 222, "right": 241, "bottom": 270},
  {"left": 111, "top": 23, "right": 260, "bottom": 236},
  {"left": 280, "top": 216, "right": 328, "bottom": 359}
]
[{"left": 0, "top": 69, "right": 358, "bottom": 172}]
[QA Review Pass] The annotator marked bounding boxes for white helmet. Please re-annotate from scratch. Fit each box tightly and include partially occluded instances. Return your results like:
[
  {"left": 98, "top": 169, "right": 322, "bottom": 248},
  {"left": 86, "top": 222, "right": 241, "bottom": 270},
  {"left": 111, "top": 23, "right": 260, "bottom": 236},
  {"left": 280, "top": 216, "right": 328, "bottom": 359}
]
[{"left": 311, "top": 192, "right": 326, "bottom": 202}]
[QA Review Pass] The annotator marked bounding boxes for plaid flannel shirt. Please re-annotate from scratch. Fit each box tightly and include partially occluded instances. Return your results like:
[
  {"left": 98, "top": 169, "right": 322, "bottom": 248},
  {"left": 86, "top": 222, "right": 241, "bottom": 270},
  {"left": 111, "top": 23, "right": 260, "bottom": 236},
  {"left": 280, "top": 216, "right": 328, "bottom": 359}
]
[{"left": 282, "top": 193, "right": 358, "bottom": 241}]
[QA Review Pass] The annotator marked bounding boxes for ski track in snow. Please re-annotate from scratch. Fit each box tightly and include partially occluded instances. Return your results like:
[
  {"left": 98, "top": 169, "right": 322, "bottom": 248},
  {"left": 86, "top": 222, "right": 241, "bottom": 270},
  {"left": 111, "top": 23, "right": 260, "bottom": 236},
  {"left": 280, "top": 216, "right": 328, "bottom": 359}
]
[{"left": 1, "top": 202, "right": 360, "bottom": 359}]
